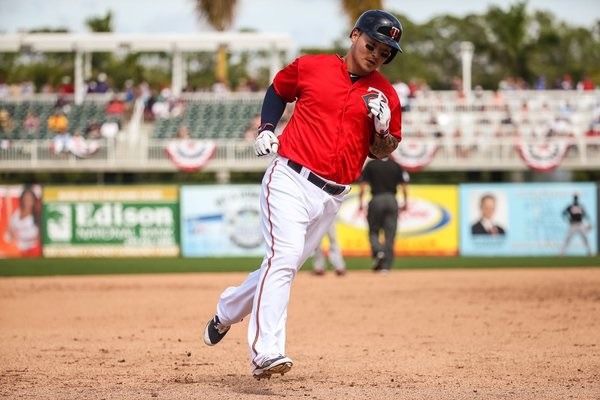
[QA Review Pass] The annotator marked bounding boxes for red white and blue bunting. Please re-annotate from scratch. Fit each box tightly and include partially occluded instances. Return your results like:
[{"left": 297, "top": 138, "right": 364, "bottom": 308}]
[
  {"left": 165, "top": 139, "right": 217, "bottom": 172},
  {"left": 391, "top": 138, "right": 439, "bottom": 172},
  {"left": 515, "top": 138, "right": 572, "bottom": 172}
]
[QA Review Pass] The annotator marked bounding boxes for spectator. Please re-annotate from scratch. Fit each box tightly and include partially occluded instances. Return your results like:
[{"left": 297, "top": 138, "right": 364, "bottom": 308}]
[
  {"left": 393, "top": 80, "right": 411, "bottom": 112},
  {"left": 243, "top": 113, "right": 261, "bottom": 142},
  {"left": 534, "top": 74, "right": 546, "bottom": 90},
  {"left": 85, "top": 119, "right": 102, "bottom": 140},
  {"left": 169, "top": 98, "right": 186, "bottom": 118},
  {"left": 47, "top": 108, "right": 69, "bottom": 134},
  {"left": 211, "top": 77, "right": 230, "bottom": 94},
  {"left": 51, "top": 125, "right": 72, "bottom": 154},
  {"left": 23, "top": 110, "right": 41, "bottom": 137},
  {"left": 176, "top": 125, "right": 190, "bottom": 140},
  {"left": 577, "top": 75, "right": 595, "bottom": 91},
  {"left": 0, "top": 78, "right": 9, "bottom": 98},
  {"left": 94, "top": 72, "right": 111, "bottom": 93},
  {"left": 105, "top": 94, "right": 126, "bottom": 118},
  {"left": 560, "top": 74, "right": 574, "bottom": 90},
  {"left": 54, "top": 95, "right": 71, "bottom": 114},
  {"left": 100, "top": 118, "right": 120, "bottom": 139},
  {"left": 0, "top": 108, "right": 14, "bottom": 138},
  {"left": 58, "top": 75, "right": 74, "bottom": 94}
]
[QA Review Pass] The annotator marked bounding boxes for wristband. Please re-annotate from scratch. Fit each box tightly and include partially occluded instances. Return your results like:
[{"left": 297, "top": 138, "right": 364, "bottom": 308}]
[{"left": 258, "top": 123, "right": 275, "bottom": 133}]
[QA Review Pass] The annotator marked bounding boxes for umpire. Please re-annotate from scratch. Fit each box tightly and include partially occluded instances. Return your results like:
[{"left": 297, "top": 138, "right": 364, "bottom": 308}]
[{"left": 358, "top": 157, "right": 409, "bottom": 272}]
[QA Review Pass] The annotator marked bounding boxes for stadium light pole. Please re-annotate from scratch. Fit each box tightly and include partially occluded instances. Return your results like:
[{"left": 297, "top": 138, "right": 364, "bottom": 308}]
[{"left": 460, "top": 41, "right": 474, "bottom": 98}]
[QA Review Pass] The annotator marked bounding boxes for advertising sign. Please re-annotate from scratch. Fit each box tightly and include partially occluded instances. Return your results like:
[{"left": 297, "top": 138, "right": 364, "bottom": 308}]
[
  {"left": 180, "top": 185, "right": 263, "bottom": 257},
  {"left": 336, "top": 185, "right": 459, "bottom": 256},
  {"left": 460, "top": 183, "right": 598, "bottom": 256},
  {"left": 42, "top": 186, "right": 179, "bottom": 257},
  {"left": 0, "top": 184, "right": 43, "bottom": 258}
]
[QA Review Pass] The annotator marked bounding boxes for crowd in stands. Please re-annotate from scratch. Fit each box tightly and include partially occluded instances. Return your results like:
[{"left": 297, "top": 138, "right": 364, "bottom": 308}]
[{"left": 0, "top": 71, "right": 598, "bottom": 159}]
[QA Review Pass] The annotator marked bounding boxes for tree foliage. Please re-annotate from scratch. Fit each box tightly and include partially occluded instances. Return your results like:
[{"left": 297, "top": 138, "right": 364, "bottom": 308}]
[{"left": 0, "top": 1, "right": 599, "bottom": 91}]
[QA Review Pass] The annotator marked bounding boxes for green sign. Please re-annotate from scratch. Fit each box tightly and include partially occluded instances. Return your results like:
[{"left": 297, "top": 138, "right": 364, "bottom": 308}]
[{"left": 42, "top": 186, "right": 179, "bottom": 257}]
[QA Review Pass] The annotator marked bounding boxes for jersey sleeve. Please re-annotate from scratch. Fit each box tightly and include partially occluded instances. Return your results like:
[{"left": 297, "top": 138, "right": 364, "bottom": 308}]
[{"left": 272, "top": 57, "right": 301, "bottom": 103}]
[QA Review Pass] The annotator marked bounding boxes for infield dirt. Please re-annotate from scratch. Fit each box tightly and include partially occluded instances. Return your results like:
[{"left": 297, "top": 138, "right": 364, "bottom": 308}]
[{"left": 1, "top": 268, "right": 599, "bottom": 399}]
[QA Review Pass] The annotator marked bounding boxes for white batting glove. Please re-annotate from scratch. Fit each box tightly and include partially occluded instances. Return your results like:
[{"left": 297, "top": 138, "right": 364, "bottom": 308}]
[
  {"left": 254, "top": 130, "right": 279, "bottom": 157},
  {"left": 368, "top": 94, "right": 391, "bottom": 135}
]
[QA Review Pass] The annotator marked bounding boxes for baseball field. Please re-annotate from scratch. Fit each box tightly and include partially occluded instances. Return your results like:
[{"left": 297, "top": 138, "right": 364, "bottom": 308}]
[{"left": 1, "top": 258, "right": 599, "bottom": 399}]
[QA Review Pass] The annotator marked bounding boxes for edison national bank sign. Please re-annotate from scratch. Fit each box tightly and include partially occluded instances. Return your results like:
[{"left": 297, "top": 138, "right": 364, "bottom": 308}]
[{"left": 42, "top": 186, "right": 180, "bottom": 257}]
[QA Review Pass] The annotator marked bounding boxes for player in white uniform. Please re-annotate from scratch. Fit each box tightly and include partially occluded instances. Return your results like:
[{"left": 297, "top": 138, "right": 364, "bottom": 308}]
[{"left": 202, "top": 10, "right": 404, "bottom": 380}]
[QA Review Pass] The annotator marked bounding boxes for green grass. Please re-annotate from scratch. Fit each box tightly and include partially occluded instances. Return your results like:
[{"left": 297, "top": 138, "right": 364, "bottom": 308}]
[{"left": 0, "top": 256, "right": 599, "bottom": 277}]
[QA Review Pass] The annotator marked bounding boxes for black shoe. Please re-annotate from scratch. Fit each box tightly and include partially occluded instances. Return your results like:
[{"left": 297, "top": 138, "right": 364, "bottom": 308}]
[
  {"left": 372, "top": 251, "right": 385, "bottom": 271},
  {"left": 203, "top": 315, "right": 230, "bottom": 346}
]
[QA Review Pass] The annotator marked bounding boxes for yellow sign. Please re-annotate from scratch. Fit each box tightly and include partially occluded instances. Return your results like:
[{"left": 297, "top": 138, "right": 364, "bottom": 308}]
[
  {"left": 43, "top": 185, "right": 178, "bottom": 202},
  {"left": 332, "top": 185, "right": 459, "bottom": 256}
]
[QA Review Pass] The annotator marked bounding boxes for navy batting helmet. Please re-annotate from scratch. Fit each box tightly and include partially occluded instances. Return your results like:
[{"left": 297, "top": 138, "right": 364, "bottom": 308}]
[{"left": 352, "top": 10, "right": 403, "bottom": 64}]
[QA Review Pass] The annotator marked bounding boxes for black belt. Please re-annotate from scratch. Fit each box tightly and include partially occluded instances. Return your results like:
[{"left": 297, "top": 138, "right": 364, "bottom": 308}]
[{"left": 287, "top": 160, "right": 346, "bottom": 196}]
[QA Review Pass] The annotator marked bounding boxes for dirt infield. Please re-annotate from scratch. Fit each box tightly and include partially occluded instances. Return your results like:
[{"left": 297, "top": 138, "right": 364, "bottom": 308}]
[{"left": 1, "top": 268, "right": 599, "bottom": 400}]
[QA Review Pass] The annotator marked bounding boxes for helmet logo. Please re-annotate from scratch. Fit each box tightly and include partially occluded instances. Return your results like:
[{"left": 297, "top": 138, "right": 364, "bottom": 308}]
[{"left": 389, "top": 27, "right": 400, "bottom": 41}]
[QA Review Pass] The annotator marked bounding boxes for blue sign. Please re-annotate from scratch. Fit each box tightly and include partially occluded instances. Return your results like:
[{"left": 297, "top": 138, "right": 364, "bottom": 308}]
[{"left": 460, "top": 183, "right": 597, "bottom": 256}]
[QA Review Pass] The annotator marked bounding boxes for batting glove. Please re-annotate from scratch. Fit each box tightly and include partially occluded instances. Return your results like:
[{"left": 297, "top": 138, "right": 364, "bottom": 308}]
[
  {"left": 254, "top": 130, "right": 279, "bottom": 157},
  {"left": 368, "top": 94, "right": 391, "bottom": 135}
]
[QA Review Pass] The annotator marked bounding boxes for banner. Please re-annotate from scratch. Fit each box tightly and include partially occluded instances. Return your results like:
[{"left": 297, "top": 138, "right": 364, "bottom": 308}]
[
  {"left": 460, "top": 183, "right": 598, "bottom": 256},
  {"left": 391, "top": 138, "right": 439, "bottom": 172},
  {"left": 180, "top": 185, "right": 263, "bottom": 257},
  {"left": 165, "top": 140, "right": 216, "bottom": 172},
  {"left": 335, "top": 185, "right": 459, "bottom": 256},
  {"left": 515, "top": 138, "right": 572, "bottom": 172},
  {"left": 0, "top": 184, "right": 43, "bottom": 258},
  {"left": 42, "top": 186, "right": 179, "bottom": 257}
]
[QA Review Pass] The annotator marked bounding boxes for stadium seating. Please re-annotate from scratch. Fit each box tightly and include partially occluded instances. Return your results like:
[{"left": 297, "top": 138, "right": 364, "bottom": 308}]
[
  {"left": 152, "top": 97, "right": 261, "bottom": 139},
  {"left": 0, "top": 98, "right": 114, "bottom": 140}
]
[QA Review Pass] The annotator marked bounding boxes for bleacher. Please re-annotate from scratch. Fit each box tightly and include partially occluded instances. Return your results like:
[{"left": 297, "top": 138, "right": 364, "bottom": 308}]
[
  {"left": 0, "top": 95, "right": 116, "bottom": 140},
  {"left": 1, "top": 89, "right": 599, "bottom": 174},
  {"left": 401, "top": 89, "right": 599, "bottom": 140},
  {"left": 151, "top": 96, "right": 262, "bottom": 139}
]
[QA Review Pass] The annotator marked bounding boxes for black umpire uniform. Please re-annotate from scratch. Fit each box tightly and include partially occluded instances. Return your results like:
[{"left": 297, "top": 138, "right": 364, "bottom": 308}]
[{"left": 358, "top": 157, "right": 409, "bottom": 271}]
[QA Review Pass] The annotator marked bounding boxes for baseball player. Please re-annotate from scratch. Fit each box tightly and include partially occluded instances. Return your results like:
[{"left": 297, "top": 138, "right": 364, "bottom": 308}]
[
  {"left": 560, "top": 193, "right": 593, "bottom": 256},
  {"left": 203, "top": 9, "right": 404, "bottom": 379}
]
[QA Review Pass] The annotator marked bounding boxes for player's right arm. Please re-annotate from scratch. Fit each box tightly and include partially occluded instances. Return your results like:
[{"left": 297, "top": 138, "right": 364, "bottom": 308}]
[{"left": 254, "top": 85, "right": 287, "bottom": 156}]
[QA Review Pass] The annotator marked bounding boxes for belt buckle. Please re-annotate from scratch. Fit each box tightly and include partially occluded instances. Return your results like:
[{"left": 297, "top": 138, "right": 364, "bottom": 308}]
[{"left": 324, "top": 182, "right": 342, "bottom": 196}]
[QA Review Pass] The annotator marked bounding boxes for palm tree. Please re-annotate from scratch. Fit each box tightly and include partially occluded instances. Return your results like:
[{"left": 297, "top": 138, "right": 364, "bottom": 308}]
[
  {"left": 340, "top": 0, "right": 382, "bottom": 29},
  {"left": 194, "top": 0, "right": 238, "bottom": 82},
  {"left": 483, "top": 1, "right": 533, "bottom": 82}
]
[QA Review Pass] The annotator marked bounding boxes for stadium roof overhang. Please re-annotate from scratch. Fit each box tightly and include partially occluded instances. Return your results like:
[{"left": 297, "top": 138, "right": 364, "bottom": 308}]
[
  {"left": 0, "top": 32, "right": 294, "bottom": 53},
  {"left": 0, "top": 32, "right": 294, "bottom": 101}
]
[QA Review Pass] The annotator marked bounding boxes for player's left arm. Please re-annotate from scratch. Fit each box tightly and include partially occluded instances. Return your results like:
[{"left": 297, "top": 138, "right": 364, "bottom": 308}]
[{"left": 370, "top": 133, "right": 398, "bottom": 159}]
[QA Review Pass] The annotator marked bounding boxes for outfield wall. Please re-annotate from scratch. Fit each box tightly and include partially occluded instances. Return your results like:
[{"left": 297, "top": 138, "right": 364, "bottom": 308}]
[{"left": 0, "top": 182, "right": 597, "bottom": 259}]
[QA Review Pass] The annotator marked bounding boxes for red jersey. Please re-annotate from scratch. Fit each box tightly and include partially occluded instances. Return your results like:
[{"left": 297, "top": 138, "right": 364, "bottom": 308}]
[{"left": 273, "top": 54, "right": 402, "bottom": 185}]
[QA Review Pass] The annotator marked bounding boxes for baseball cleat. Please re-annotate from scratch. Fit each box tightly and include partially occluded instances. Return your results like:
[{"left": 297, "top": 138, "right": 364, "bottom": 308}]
[
  {"left": 203, "top": 314, "right": 230, "bottom": 346},
  {"left": 252, "top": 355, "right": 293, "bottom": 380},
  {"left": 335, "top": 269, "right": 347, "bottom": 276}
]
